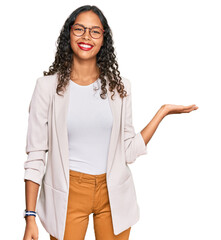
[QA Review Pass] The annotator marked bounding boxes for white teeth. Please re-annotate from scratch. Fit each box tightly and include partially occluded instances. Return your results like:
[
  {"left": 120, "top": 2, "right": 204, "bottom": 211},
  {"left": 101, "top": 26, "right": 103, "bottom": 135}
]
[{"left": 79, "top": 44, "right": 92, "bottom": 48}]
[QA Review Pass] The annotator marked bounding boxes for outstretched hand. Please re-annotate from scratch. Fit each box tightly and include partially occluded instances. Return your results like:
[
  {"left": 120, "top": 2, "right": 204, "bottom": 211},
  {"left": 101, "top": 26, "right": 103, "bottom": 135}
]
[
  {"left": 162, "top": 104, "right": 199, "bottom": 116},
  {"left": 139, "top": 104, "right": 199, "bottom": 146}
]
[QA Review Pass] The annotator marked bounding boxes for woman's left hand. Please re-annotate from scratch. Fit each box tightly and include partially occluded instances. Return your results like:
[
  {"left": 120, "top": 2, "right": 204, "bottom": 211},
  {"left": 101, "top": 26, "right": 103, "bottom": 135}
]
[{"left": 162, "top": 104, "right": 199, "bottom": 116}]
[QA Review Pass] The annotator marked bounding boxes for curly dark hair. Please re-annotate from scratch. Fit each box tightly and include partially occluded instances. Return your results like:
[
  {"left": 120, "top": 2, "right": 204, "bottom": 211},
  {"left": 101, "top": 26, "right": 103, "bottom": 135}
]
[{"left": 43, "top": 5, "right": 127, "bottom": 100}]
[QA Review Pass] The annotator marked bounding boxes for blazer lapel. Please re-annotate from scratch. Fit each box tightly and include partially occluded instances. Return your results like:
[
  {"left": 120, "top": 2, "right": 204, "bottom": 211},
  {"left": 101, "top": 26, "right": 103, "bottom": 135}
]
[{"left": 54, "top": 78, "right": 122, "bottom": 186}]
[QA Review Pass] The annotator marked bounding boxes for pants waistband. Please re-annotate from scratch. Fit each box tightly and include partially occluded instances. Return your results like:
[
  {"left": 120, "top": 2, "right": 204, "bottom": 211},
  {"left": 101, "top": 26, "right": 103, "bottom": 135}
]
[{"left": 69, "top": 169, "right": 107, "bottom": 184}]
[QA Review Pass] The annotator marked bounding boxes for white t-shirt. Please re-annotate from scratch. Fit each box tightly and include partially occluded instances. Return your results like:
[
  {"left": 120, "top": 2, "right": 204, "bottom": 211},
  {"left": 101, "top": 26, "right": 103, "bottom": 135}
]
[{"left": 67, "top": 78, "right": 113, "bottom": 175}]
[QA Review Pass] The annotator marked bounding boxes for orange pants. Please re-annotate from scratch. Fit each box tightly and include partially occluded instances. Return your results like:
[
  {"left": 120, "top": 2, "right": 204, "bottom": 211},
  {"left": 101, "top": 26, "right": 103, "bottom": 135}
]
[{"left": 50, "top": 169, "right": 131, "bottom": 240}]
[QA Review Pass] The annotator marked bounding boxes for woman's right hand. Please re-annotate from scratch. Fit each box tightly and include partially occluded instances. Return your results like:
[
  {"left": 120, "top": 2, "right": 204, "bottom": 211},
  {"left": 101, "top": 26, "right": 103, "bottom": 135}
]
[{"left": 23, "top": 217, "right": 39, "bottom": 240}]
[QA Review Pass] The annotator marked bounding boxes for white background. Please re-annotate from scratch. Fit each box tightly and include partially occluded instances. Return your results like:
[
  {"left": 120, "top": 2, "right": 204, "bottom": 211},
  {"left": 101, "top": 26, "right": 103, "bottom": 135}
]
[{"left": 0, "top": 0, "right": 220, "bottom": 239}]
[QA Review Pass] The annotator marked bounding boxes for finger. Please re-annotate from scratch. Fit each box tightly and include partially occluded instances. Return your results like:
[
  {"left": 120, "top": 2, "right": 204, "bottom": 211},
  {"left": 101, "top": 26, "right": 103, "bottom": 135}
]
[
  {"left": 182, "top": 104, "right": 196, "bottom": 110},
  {"left": 185, "top": 104, "right": 196, "bottom": 108},
  {"left": 181, "top": 108, "right": 196, "bottom": 113}
]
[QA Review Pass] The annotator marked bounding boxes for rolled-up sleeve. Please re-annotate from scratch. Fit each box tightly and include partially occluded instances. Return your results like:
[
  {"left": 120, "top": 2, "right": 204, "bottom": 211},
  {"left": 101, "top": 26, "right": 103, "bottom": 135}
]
[
  {"left": 24, "top": 77, "right": 49, "bottom": 186},
  {"left": 124, "top": 78, "right": 147, "bottom": 164}
]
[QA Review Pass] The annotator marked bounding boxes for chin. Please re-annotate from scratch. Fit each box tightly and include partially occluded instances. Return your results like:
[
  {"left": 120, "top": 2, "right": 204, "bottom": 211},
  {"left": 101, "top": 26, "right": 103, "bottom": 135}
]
[{"left": 75, "top": 53, "right": 96, "bottom": 60}]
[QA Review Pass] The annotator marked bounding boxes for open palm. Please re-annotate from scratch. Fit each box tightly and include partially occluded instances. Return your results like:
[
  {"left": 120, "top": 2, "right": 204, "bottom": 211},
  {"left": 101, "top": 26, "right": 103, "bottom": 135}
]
[{"left": 163, "top": 104, "right": 198, "bottom": 115}]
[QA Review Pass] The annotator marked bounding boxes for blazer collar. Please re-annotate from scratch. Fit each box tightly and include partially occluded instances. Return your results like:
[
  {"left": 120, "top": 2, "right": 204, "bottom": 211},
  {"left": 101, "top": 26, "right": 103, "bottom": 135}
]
[{"left": 54, "top": 76, "right": 122, "bottom": 187}]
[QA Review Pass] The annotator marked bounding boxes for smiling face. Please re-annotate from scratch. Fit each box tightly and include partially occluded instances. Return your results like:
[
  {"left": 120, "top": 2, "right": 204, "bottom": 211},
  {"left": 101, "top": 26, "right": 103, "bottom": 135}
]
[{"left": 70, "top": 10, "right": 104, "bottom": 61}]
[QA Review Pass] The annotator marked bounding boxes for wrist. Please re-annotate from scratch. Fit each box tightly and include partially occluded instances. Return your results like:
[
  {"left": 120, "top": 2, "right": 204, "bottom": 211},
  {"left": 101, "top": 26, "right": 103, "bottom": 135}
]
[
  {"left": 160, "top": 105, "right": 168, "bottom": 118},
  {"left": 25, "top": 215, "right": 36, "bottom": 222},
  {"left": 23, "top": 209, "right": 37, "bottom": 219}
]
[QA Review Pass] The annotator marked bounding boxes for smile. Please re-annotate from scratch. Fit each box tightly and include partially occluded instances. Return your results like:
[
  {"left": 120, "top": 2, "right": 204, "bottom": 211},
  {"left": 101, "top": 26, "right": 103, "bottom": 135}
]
[{"left": 77, "top": 43, "right": 94, "bottom": 51}]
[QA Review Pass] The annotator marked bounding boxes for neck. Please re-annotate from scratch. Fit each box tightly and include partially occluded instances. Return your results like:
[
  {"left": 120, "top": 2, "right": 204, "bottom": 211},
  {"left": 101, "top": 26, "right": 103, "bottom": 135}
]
[{"left": 70, "top": 57, "right": 100, "bottom": 82}]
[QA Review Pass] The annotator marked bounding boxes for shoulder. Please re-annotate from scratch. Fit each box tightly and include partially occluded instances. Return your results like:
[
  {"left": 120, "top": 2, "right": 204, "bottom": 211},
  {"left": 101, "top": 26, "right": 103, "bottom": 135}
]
[
  {"left": 35, "top": 73, "right": 58, "bottom": 97},
  {"left": 36, "top": 72, "right": 57, "bottom": 89},
  {"left": 121, "top": 76, "right": 131, "bottom": 86},
  {"left": 121, "top": 76, "right": 131, "bottom": 94}
]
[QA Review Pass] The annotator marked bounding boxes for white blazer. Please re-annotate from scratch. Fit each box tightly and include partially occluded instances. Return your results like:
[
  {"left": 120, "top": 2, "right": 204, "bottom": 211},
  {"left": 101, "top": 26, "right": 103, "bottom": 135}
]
[{"left": 24, "top": 73, "right": 147, "bottom": 240}]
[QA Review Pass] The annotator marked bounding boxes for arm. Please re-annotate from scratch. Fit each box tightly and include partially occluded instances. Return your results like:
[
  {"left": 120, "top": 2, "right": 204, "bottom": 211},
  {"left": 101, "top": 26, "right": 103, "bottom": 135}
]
[
  {"left": 23, "top": 180, "right": 39, "bottom": 240},
  {"left": 140, "top": 106, "right": 167, "bottom": 146},
  {"left": 140, "top": 104, "right": 198, "bottom": 145},
  {"left": 123, "top": 78, "right": 198, "bottom": 164},
  {"left": 24, "top": 77, "right": 49, "bottom": 186},
  {"left": 23, "top": 77, "right": 50, "bottom": 213},
  {"left": 24, "top": 180, "right": 39, "bottom": 222},
  {"left": 23, "top": 77, "right": 50, "bottom": 240},
  {"left": 124, "top": 78, "right": 147, "bottom": 164}
]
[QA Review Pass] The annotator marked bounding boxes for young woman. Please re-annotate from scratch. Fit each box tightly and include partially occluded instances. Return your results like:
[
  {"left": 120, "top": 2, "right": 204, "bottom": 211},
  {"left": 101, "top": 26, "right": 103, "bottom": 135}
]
[{"left": 23, "top": 5, "right": 198, "bottom": 240}]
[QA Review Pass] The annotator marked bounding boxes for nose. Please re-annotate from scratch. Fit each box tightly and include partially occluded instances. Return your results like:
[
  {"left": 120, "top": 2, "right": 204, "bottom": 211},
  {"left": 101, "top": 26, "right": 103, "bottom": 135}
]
[{"left": 83, "top": 28, "right": 91, "bottom": 39}]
